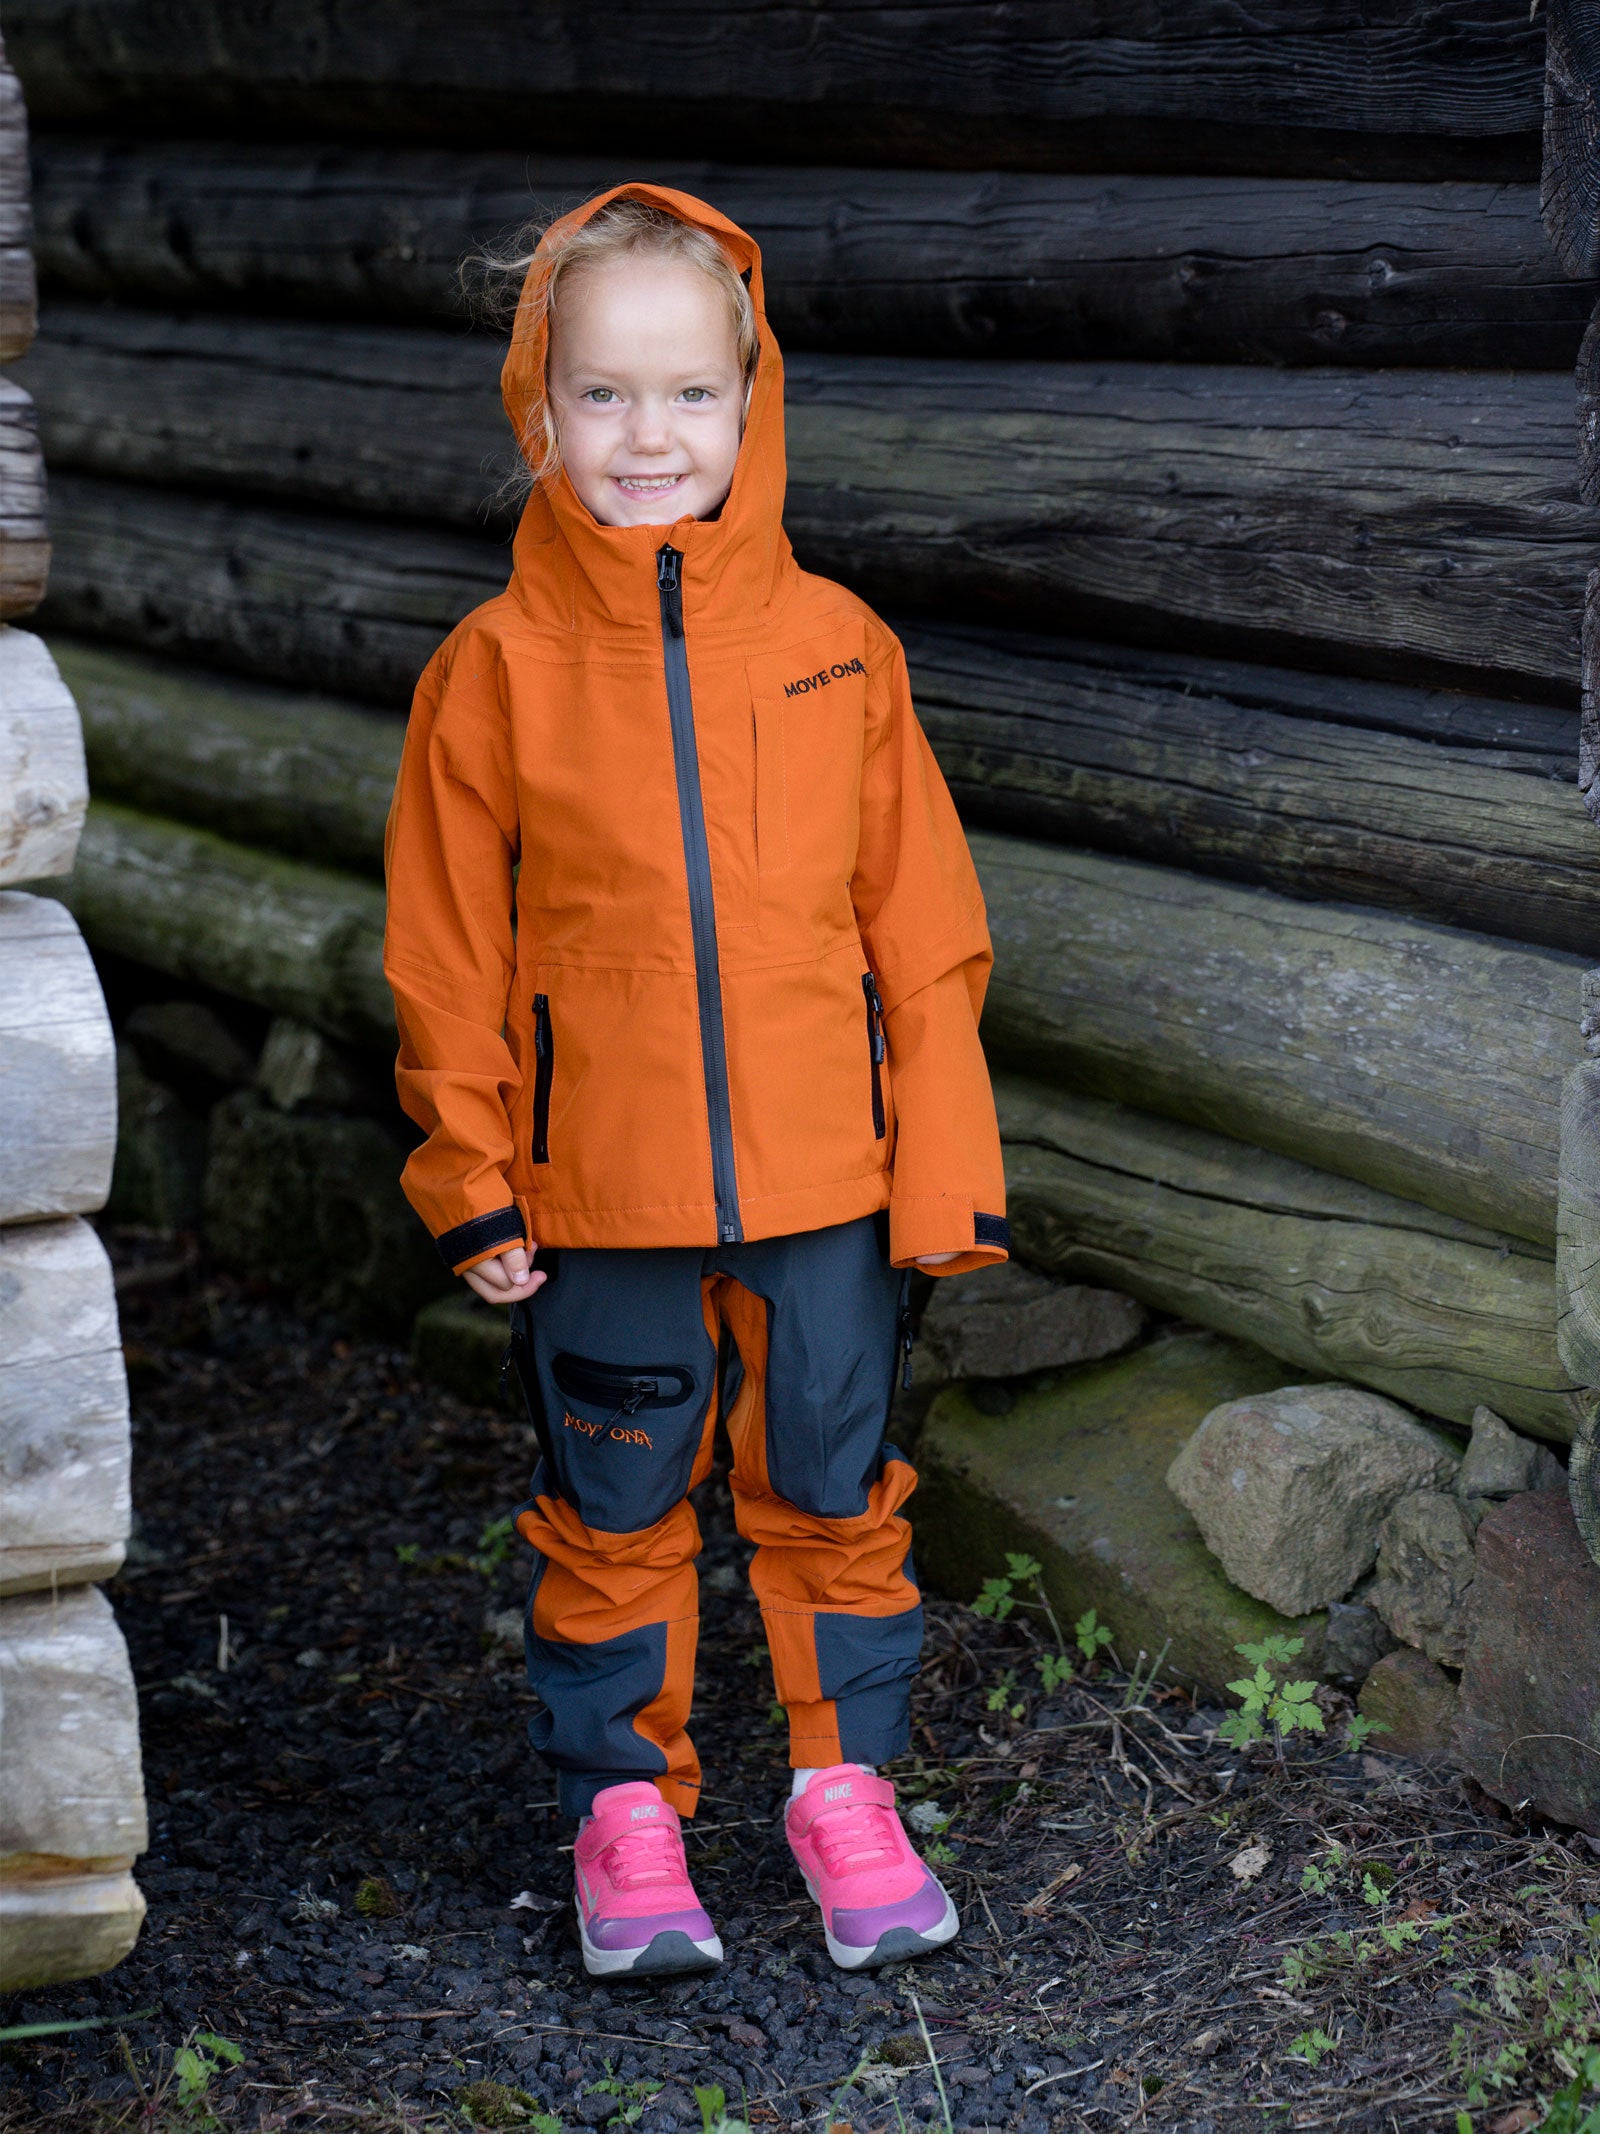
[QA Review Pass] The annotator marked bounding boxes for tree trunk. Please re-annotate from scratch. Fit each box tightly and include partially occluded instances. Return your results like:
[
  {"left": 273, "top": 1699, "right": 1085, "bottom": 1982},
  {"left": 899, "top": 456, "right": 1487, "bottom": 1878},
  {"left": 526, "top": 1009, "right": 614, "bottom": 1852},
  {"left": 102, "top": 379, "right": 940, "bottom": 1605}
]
[
  {"left": 0, "top": 1216, "right": 128, "bottom": 1597},
  {"left": 0, "top": 892, "right": 115, "bottom": 1223},
  {"left": 4, "top": 2, "right": 1544, "bottom": 179},
  {"left": 29, "top": 140, "right": 1589, "bottom": 369},
  {"left": 975, "top": 833, "right": 1582, "bottom": 1249},
  {"left": 996, "top": 1075, "right": 1580, "bottom": 1443},
  {"left": 42, "top": 800, "right": 394, "bottom": 1047},
  {"left": 0, "top": 626, "right": 86, "bottom": 885},
  {"left": 26, "top": 313, "right": 1600, "bottom": 695}
]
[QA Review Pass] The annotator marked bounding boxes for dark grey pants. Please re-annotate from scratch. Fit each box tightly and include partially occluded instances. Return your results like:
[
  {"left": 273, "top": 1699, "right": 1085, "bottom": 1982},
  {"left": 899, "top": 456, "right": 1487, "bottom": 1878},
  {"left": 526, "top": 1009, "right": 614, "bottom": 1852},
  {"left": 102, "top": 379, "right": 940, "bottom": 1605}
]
[{"left": 507, "top": 1216, "right": 920, "bottom": 1817}]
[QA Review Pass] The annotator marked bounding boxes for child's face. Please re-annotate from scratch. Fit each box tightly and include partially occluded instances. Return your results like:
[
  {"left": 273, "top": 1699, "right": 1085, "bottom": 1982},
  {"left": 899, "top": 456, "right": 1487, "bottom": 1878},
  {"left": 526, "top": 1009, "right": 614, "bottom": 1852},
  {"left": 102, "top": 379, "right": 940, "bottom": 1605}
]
[{"left": 546, "top": 255, "right": 746, "bottom": 528}]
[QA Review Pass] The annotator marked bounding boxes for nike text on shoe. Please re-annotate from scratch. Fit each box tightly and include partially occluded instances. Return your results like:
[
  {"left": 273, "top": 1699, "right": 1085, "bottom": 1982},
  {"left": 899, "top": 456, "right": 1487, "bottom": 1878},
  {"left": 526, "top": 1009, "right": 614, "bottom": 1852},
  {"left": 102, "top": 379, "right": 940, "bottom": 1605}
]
[
  {"left": 572, "top": 1781, "right": 723, "bottom": 1978},
  {"left": 785, "top": 1764, "right": 959, "bottom": 1970}
]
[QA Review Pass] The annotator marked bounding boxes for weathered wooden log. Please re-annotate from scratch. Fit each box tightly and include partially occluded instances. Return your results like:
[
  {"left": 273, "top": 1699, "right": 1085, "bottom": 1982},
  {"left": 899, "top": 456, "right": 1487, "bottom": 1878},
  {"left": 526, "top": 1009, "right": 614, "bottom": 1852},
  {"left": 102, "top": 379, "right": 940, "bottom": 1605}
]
[
  {"left": 42, "top": 790, "right": 1583, "bottom": 1250},
  {"left": 0, "top": 893, "right": 115, "bottom": 1222},
  {"left": 912, "top": 627, "right": 1600, "bottom": 957},
  {"left": 28, "top": 319, "right": 1600, "bottom": 695},
  {"left": 53, "top": 626, "right": 1600, "bottom": 957},
  {"left": 974, "top": 834, "right": 1582, "bottom": 1248},
  {"left": 52, "top": 636, "right": 398, "bottom": 875},
  {"left": 1542, "top": 0, "right": 1600, "bottom": 279},
  {"left": 1558, "top": 1060, "right": 1600, "bottom": 1385},
  {"left": 0, "top": 1583, "right": 146, "bottom": 1991},
  {"left": 45, "top": 801, "right": 394, "bottom": 1047},
  {"left": 1, "top": 627, "right": 86, "bottom": 885},
  {"left": 42, "top": 474, "right": 499, "bottom": 704},
  {"left": 996, "top": 1076, "right": 1581, "bottom": 1443},
  {"left": 4, "top": 2, "right": 1545, "bottom": 179},
  {"left": 28, "top": 140, "right": 1591, "bottom": 369},
  {"left": 0, "top": 33, "right": 36, "bottom": 361},
  {"left": 1580, "top": 568, "right": 1600, "bottom": 826},
  {"left": 0, "top": 1216, "right": 129, "bottom": 1597},
  {"left": 0, "top": 375, "right": 48, "bottom": 617}
]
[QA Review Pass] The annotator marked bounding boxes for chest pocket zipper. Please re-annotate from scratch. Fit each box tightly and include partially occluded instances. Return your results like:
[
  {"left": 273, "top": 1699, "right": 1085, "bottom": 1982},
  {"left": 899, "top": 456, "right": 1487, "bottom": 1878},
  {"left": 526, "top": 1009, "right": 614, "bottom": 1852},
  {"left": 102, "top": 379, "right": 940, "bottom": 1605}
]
[
  {"left": 531, "top": 993, "right": 554, "bottom": 1164},
  {"left": 862, "top": 972, "right": 887, "bottom": 1139}
]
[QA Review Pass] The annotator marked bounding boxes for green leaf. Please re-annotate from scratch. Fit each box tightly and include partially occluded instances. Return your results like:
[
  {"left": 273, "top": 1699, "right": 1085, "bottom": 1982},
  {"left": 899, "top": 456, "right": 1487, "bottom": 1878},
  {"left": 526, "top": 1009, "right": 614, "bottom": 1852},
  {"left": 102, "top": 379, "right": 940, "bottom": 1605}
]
[{"left": 1005, "top": 1553, "right": 1042, "bottom": 1580}]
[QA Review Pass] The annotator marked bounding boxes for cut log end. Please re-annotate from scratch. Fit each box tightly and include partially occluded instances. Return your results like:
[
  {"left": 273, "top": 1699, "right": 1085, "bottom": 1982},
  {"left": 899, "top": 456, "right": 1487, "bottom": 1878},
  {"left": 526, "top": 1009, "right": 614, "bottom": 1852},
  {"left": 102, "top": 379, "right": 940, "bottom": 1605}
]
[{"left": 1544, "top": 0, "right": 1600, "bottom": 279}]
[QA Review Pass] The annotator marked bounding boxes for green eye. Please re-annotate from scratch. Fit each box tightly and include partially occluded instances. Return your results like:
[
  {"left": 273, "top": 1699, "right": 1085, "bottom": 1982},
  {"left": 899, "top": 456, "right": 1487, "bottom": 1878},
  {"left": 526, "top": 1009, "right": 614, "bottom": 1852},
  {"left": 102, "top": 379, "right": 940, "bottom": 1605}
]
[
  {"left": 586, "top": 387, "right": 617, "bottom": 404},
  {"left": 682, "top": 388, "right": 708, "bottom": 403}
]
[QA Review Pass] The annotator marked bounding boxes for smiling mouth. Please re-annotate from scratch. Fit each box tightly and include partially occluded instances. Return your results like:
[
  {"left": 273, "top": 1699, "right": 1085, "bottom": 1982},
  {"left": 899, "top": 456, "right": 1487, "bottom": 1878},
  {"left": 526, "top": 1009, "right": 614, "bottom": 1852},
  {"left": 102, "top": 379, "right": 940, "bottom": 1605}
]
[{"left": 613, "top": 473, "right": 688, "bottom": 494}]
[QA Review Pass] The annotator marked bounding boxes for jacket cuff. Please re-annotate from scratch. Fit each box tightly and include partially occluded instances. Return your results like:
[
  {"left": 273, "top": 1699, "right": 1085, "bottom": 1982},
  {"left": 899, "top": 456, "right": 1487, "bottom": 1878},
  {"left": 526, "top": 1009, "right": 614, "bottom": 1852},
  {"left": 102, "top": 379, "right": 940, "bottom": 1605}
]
[
  {"left": 436, "top": 1205, "right": 526, "bottom": 1274},
  {"left": 888, "top": 1195, "right": 1010, "bottom": 1273}
]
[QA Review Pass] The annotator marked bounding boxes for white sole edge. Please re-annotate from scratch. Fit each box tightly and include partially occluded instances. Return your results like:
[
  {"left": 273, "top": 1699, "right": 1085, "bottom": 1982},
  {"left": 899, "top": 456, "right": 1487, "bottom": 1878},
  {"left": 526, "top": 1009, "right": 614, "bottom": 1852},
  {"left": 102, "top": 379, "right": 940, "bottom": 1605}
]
[
  {"left": 577, "top": 1910, "right": 723, "bottom": 1978},
  {"left": 801, "top": 1872, "right": 960, "bottom": 1971}
]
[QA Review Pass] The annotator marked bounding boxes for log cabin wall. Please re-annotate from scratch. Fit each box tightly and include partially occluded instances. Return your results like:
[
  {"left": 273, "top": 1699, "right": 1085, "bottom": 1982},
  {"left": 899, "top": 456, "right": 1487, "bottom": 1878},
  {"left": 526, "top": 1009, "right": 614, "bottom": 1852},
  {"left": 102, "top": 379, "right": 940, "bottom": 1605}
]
[
  {"left": 0, "top": 27, "right": 147, "bottom": 1995},
  {"left": 6, "top": 11, "right": 1600, "bottom": 1501}
]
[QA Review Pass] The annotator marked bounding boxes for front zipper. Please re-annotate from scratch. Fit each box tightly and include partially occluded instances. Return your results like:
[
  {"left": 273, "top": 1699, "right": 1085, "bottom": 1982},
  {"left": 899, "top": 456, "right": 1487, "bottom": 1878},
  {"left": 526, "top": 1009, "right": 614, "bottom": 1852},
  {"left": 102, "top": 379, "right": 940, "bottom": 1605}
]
[
  {"left": 657, "top": 545, "right": 743, "bottom": 1244},
  {"left": 862, "top": 971, "right": 887, "bottom": 1139},
  {"left": 531, "top": 991, "right": 554, "bottom": 1164}
]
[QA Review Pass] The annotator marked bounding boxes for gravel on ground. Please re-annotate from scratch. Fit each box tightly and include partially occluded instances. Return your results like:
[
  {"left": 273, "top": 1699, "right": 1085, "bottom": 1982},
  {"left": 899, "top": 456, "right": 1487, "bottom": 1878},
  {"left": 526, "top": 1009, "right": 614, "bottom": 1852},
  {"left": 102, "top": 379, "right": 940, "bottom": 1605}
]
[{"left": 5, "top": 1235, "right": 1600, "bottom": 2134}]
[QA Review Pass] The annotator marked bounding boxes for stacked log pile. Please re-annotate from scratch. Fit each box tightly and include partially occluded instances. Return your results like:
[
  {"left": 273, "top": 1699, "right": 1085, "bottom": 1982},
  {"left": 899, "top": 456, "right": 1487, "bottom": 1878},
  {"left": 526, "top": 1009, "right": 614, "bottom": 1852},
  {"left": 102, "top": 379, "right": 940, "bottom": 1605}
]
[
  {"left": 10, "top": 2, "right": 1600, "bottom": 1787},
  {"left": 0, "top": 30, "right": 145, "bottom": 1994}
]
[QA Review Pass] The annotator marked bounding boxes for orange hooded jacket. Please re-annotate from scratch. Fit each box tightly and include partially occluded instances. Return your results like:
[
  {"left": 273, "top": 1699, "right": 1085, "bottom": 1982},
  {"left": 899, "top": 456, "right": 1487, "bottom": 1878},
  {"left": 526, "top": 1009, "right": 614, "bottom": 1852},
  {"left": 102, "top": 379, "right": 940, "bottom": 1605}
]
[{"left": 383, "top": 184, "right": 1008, "bottom": 1279}]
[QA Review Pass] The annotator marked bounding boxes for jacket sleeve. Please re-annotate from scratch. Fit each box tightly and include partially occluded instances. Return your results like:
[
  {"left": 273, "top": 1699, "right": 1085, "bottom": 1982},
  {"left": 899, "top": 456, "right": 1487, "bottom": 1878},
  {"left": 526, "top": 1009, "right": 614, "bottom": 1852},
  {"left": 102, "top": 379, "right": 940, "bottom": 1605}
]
[
  {"left": 383, "top": 629, "right": 527, "bottom": 1275},
  {"left": 851, "top": 626, "right": 1009, "bottom": 1274}
]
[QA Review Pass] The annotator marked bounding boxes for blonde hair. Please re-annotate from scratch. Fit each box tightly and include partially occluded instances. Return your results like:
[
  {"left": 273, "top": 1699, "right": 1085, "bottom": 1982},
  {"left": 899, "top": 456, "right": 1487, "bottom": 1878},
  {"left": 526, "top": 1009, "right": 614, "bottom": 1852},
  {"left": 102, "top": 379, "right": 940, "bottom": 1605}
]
[{"left": 470, "top": 195, "right": 760, "bottom": 491}]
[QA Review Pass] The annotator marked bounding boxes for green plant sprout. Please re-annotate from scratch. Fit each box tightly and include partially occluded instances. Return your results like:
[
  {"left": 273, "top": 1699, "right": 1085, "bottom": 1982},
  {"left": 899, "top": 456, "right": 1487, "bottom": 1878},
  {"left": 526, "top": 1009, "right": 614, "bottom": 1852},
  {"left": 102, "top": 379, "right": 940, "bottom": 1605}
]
[
  {"left": 1219, "top": 1636, "right": 1325, "bottom": 1753},
  {"left": 587, "top": 2063, "right": 663, "bottom": 2126},
  {"left": 1076, "top": 1608, "right": 1113, "bottom": 1662},
  {"left": 471, "top": 1514, "right": 518, "bottom": 1577},
  {"left": 985, "top": 1666, "right": 1026, "bottom": 1720},
  {"left": 970, "top": 1553, "right": 1121, "bottom": 1713},
  {"left": 172, "top": 2031, "right": 244, "bottom": 2125},
  {"left": 1287, "top": 2028, "right": 1337, "bottom": 2069},
  {"left": 694, "top": 2084, "right": 752, "bottom": 2134}
]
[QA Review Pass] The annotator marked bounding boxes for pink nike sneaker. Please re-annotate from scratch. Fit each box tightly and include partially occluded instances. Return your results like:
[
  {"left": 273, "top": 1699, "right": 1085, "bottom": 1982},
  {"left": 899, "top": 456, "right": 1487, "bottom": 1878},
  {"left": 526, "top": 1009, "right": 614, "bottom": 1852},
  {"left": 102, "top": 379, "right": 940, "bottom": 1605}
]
[
  {"left": 572, "top": 1781, "right": 723, "bottom": 1978},
  {"left": 785, "top": 1765, "right": 959, "bottom": 1970}
]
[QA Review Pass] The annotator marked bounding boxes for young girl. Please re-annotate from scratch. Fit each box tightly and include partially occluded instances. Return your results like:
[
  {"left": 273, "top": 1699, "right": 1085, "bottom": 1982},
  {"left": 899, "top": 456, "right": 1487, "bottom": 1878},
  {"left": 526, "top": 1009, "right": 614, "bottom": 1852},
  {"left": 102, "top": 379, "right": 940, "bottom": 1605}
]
[{"left": 383, "top": 184, "right": 1009, "bottom": 1980}]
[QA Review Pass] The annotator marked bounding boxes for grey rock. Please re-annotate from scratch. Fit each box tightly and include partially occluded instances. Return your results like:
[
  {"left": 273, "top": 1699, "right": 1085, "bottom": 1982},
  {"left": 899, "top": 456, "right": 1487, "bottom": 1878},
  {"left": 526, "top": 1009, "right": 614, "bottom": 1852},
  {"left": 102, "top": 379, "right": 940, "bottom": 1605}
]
[
  {"left": 204, "top": 1091, "right": 450, "bottom": 1333},
  {"left": 1367, "top": 1488, "right": 1477, "bottom": 1667},
  {"left": 916, "top": 1260, "right": 1145, "bottom": 1385},
  {"left": 1324, "top": 1599, "right": 1399, "bottom": 1688},
  {"left": 1457, "top": 1405, "right": 1565, "bottom": 1500},
  {"left": 1357, "top": 1647, "right": 1459, "bottom": 1763},
  {"left": 123, "top": 999, "right": 257, "bottom": 1098},
  {"left": 1166, "top": 1383, "right": 1461, "bottom": 1616},
  {"left": 256, "top": 1015, "right": 379, "bottom": 1114},
  {"left": 105, "top": 1042, "right": 207, "bottom": 1229}
]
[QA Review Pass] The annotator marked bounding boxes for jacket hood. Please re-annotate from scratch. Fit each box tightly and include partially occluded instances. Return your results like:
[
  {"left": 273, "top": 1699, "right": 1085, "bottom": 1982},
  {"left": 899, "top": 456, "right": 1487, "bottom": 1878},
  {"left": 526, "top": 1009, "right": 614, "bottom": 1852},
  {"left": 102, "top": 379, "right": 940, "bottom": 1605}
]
[{"left": 500, "top": 182, "right": 792, "bottom": 630}]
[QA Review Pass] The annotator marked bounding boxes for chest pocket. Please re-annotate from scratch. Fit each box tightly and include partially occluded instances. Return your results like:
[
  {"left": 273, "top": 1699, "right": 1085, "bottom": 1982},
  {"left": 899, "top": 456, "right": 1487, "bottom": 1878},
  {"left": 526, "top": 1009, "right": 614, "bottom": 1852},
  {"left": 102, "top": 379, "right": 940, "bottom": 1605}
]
[{"left": 746, "top": 632, "right": 869, "bottom": 890}]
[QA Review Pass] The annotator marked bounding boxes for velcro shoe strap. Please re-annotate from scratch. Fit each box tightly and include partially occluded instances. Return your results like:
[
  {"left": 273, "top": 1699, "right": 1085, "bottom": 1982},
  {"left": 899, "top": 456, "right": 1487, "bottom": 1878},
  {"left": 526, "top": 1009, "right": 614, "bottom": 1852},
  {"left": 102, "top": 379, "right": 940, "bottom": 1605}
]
[{"left": 789, "top": 1771, "right": 895, "bottom": 1837}]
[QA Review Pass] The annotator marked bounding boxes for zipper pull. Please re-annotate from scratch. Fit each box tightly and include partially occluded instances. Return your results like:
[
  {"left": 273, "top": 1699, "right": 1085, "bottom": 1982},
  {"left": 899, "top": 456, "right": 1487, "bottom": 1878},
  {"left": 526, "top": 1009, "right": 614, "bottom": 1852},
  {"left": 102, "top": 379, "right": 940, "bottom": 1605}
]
[
  {"left": 863, "top": 973, "right": 887, "bottom": 1062},
  {"left": 656, "top": 546, "right": 681, "bottom": 593},
  {"left": 499, "top": 1342, "right": 515, "bottom": 1398}
]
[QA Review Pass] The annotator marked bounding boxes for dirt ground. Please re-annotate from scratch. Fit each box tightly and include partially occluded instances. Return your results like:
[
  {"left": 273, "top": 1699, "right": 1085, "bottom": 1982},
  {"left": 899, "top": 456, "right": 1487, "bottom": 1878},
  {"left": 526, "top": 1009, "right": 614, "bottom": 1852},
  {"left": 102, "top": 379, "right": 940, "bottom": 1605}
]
[{"left": 5, "top": 1238, "right": 1600, "bottom": 2134}]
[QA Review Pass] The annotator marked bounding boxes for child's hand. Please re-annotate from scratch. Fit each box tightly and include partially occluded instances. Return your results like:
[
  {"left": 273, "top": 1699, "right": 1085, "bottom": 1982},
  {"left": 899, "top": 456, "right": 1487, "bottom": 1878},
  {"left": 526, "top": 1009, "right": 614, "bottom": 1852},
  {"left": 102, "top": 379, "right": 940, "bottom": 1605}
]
[
  {"left": 916, "top": 1252, "right": 960, "bottom": 1268},
  {"left": 463, "top": 1244, "right": 547, "bottom": 1306}
]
